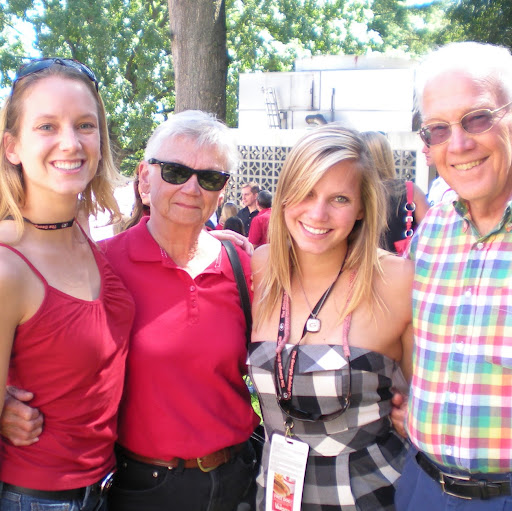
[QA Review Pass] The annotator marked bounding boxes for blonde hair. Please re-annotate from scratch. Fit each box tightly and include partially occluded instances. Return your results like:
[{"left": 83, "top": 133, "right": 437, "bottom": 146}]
[
  {"left": 361, "top": 131, "right": 396, "bottom": 181},
  {"left": 0, "top": 62, "right": 122, "bottom": 236},
  {"left": 255, "top": 124, "right": 387, "bottom": 328},
  {"left": 220, "top": 202, "right": 238, "bottom": 225}
]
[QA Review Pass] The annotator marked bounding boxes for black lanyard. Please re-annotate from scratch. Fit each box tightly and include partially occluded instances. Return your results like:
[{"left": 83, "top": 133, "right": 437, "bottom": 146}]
[{"left": 275, "top": 275, "right": 341, "bottom": 401}]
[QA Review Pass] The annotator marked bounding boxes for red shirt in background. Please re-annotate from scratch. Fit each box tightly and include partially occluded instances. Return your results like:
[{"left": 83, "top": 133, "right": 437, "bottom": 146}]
[{"left": 248, "top": 207, "right": 271, "bottom": 248}]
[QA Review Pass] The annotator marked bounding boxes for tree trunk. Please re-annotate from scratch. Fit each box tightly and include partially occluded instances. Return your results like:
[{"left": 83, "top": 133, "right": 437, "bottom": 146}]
[{"left": 168, "top": 0, "right": 227, "bottom": 120}]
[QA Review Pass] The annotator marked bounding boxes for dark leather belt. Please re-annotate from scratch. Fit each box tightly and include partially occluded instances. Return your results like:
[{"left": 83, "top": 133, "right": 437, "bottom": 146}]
[
  {"left": 416, "top": 452, "right": 511, "bottom": 500},
  {"left": 120, "top": 443, "right": 244, "bottom": 473},
  {"left": 2, "top": 470, "right": 116, "bottom": 501}
]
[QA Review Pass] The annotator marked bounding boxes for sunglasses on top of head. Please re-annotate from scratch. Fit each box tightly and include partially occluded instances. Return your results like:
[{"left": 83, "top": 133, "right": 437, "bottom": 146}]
[
  {"left": 12, "top": 58, "right": 99, "bottom": 93},
  {"left": 147, "top": 159, "right": 230, "bottom": 192},
  {"left": 419, "top": 101, "right": 512, "bottom": 147}
]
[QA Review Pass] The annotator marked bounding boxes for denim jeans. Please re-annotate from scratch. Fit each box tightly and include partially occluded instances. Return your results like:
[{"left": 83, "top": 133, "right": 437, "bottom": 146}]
[
  {"left": 108, "top": 441, "right": 257, "bottom": 511},
  {"left": 0, "top": 483, "right": 108, "bottom": 511}
]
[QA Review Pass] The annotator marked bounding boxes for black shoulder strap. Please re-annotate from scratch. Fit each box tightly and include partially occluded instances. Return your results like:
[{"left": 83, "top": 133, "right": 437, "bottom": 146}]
[{"left": 221, "top": 240, "right": 252, "bottom": 347}]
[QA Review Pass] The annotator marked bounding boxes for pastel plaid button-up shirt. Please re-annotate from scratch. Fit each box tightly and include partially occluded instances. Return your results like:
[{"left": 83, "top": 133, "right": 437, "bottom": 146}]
[{"left": 406, "top": 199, "right": 512, "bottom": 473}]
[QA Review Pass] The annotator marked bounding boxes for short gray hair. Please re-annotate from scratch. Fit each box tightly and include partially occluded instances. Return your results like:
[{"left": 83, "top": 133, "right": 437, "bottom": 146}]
[
  {"left": 415, "top": 42, "right": 512, "bottom": 114},
  {"left": 144, "top": 110, "right": 240, "bottom": 173}
]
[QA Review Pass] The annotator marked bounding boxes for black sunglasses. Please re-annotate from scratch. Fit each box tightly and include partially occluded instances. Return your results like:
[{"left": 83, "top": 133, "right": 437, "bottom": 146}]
[
  {"left": 274, "top": 349, "right": 352, "bottom": 423},
  {"left": 419, "top": 101, "right": 512, "bottom": 147},
  {"left": 148, "top": 159, "right": 230, "bottom": 192},
  {"left": 13, "top": 58, "right": 99, "bottom": 93}
]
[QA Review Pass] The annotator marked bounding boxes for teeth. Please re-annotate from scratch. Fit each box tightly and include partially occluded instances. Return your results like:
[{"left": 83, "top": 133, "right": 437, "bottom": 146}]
[
  {"left": 454, "top": 159, "right": 483, "bottom": 171},
  {"left": 53, "top": 160, "right": 82, "bottom": 170},
  {"left": 302, "top": 223, "right": 329, "bottom": 235}
]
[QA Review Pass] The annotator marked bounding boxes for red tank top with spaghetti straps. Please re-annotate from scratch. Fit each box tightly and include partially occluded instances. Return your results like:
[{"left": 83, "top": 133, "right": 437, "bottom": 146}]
[{"left": 0, "top": 238, "right": 135, "bottom": 490}]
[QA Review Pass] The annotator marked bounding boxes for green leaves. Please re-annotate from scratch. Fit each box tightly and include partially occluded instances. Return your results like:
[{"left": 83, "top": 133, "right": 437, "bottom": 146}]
[
  {"left": 442, "top": 0, "right": 512, "bottom": 49},
  {"left": 1, "top": 0, "right": 450, "bottom": 173},
  {"left": 1, "top": 0, "right": 173, "bottom": 174}
]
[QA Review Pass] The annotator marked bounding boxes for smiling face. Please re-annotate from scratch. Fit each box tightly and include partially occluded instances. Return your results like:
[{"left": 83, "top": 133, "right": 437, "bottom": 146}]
[
  {"left": 284, "top": 160, "right": 364, "bottom": 259},
  {"left": 140, "top": 135, "right": 228, "bottom": 229},
  {"left": 423, "top": 71, "right": 512, "bottom": 216},
  {"left": 4, "top": 76, "right": 101, "bottom": 201}
]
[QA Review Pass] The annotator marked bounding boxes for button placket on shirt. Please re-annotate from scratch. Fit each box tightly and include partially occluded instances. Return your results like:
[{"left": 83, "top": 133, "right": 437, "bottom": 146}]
[
  {"left": 443, "top": 237, "right": 480, "bottom": 466},
  {"left": 188, "top": 283, "right": 199, "bottom": 322},
  {"left": 160, "top": 248, "right": 201, "bottom": 323},
  {"left": 444, "top": 237, "right": 492, "bottom": 467}
]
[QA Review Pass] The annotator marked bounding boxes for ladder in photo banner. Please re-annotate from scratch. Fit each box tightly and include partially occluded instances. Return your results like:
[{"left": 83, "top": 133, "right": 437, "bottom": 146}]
[{"left": 263, "top": 87, "right": 281, "bottom": 129}]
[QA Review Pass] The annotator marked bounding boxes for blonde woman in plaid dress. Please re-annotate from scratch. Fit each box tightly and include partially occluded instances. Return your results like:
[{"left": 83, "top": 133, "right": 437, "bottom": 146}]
[{"left": 248, "top": 125, "right": 413, "bottom": 510}]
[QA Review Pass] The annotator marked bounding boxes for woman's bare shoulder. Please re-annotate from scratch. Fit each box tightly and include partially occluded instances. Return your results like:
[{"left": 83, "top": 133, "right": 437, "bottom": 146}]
[
  {"left": 0, "top": 238, "right": 33, "bottom": 285},
  {"left": 251, "top": 243, "right": 270, "bottom": 273},
  {"left": 0, "top": 243, "right": 33, "bottom": 321},
  {"left": 378, "top": 248, "right": 413, "bottom": 270},
  {"left": 376, "top": 250, "right": 414, "bottom": 295},
  {"left": 0, "top": 221, "right": 40, "bottom": 300}
]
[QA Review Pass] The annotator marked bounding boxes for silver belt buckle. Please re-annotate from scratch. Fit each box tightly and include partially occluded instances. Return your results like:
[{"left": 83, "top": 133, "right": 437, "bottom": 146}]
[
  {"left": 439, "top": 471, "right": 472, "bottom": 500},
  {"left": 99, "top": 470, "right": 116, "bottom": 496}
]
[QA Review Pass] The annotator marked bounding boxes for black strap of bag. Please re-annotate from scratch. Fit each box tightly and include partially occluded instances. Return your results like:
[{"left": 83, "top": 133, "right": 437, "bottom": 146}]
[
  {"left": 221, "top": 240, "right": 252, "bottom": 347},
  {"left": 221, "top": 240, "right": 265, "bottom": 458}
]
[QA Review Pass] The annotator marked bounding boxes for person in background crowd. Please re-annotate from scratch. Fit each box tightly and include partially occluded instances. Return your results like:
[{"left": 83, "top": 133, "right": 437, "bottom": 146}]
[
  {"left": 426, "top": 163, "right": 457, "bottom": 208},
  {"left": 216, "top": 201, "right": 238, "bottom": 230},
  {"left": 1, "top": 110, "right": 260, "bottom": 511},
  {"left": 123, "top": 165, "right": 150, "bottom": 230},
  {"left": 205, "top": 190, "right": 225, "bottom": 230},
  {"left": 224, "top": 215, "right": 245, "bottom": 236},
  {"left": 422, "top": 142, "right": 434, "bottom": 168},
  {"left": 248, "top": 190, "right": 272, "bottom": 249},
  {"left": 0, "top": 57, "right": 135, "bottom": 511},
  {"left": 248, "top": 124, "right": 413, "bottom": 510},
  {"left": 361, "top": 131, "right": 429, "bottom": 254},
  {"left": 423, "top": 144, "right": 457, "bottom": 206},
  {"left": 427, "top": 176, "right": 456, "bottom": 205},
  {"left": 237, "top": 182, "right": 260, "bottom": 235},
  {"left": 392, "top": 41, "right": 512, "bottom": 511}
]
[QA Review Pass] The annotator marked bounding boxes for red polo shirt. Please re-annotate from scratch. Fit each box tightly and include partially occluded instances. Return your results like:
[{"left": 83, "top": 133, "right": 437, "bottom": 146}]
[{"left": 100, "top": 217, "right": 259, "bottom": 459}]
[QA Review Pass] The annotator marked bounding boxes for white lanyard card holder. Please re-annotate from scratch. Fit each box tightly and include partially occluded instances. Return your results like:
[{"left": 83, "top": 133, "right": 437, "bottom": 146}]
[{"left": 265, "top": 433, "right": 309, "bottom": 511}]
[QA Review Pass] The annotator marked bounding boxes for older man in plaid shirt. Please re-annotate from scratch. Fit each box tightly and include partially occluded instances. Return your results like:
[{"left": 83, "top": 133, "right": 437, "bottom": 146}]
[{"left": 393, "top": 41, "right": 512, "bottom": 510}]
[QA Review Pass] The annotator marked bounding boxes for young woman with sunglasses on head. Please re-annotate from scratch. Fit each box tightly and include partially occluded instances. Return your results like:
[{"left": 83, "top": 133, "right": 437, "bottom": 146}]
[
  {"left": 0, "top": 58, "right": 135, "bottom": 510},
  {"left": 248, "top": 125, "right": 413, "bottom": 510}
]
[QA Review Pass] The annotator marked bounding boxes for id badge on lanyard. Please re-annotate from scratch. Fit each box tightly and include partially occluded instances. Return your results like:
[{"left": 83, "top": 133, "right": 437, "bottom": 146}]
[{"left": 265, "top": 433, "right": 309, "bottom": 511}]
